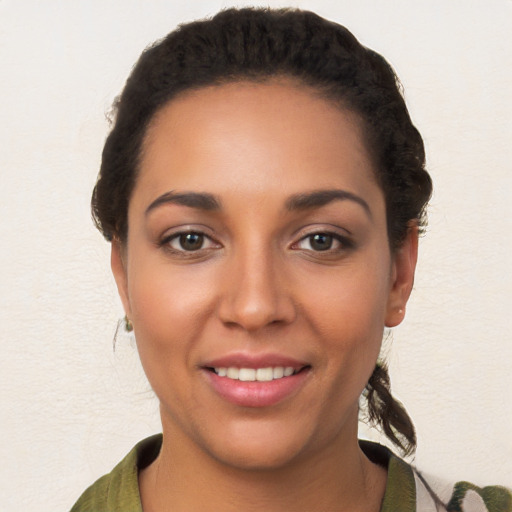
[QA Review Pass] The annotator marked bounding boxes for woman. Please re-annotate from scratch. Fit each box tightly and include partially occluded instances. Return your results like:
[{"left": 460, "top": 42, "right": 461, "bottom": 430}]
[{"left": 71, "top": 7, "right": 511, "bottom": 512}]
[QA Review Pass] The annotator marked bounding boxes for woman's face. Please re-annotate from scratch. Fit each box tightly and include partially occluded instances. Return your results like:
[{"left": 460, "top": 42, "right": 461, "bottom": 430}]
[{"left": 112, "top": 80, "right": 417, "bottom": 470}]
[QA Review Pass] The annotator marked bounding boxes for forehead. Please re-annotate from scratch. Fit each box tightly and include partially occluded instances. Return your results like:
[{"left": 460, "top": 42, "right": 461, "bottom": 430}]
[{"left": 134, "top": 80, "right": 382, "bottom": 213}]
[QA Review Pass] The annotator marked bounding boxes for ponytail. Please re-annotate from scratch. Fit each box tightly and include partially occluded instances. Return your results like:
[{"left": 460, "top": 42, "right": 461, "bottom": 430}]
[{"left": 364, "top": 362, "right": 416, "bottom": 456}]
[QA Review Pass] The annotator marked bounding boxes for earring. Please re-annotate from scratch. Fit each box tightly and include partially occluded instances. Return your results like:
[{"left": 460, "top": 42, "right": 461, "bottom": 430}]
[
  {"left": 113, "top": 316, "right": 134, "bottom": 352},
  {"left": 124, "top": 315, "right": 133, "bottom": 332}
]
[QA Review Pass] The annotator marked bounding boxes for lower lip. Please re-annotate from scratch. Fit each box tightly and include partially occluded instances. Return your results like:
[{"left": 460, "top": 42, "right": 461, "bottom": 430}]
[{"left": 204, "top": 369, "right": 310, "bottom": 408}]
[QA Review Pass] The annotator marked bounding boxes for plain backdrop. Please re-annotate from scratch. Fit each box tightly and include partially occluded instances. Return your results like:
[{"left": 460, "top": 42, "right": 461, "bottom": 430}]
[{"left": 1, "top": 1, "right": 511, "bottom": 510}]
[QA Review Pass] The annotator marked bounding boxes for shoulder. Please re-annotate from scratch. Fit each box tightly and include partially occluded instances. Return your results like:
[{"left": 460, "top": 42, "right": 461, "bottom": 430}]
[
  {"left": 360, "top": 440, "right": 511, "bottom": 512},
  {"left": 70, "top": 434, "right": 162, "bottom": 512},
  {"left": 70, "top": 471, "right": 112, "bottom": 512},
  {"left": 414, "top": 470, "right": 512, "bottom": 512}
]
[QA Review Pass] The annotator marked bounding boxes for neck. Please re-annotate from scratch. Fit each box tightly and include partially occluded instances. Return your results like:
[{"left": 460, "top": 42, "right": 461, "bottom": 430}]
[{"left": 139, "top": 418, "right": 387, "bottom": 512}]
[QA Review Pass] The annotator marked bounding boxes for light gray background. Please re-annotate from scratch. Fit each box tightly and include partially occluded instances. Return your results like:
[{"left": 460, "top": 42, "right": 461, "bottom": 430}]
[{"left": 1, "top": 1, "right": 511, "bottom": 510}]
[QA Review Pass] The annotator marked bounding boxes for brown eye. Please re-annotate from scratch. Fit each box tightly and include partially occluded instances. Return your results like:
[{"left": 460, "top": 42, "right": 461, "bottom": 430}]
[
  {"left": 161, "top": 230, "right": 220, "bottom": 255},
  {"left": 309, "top": 233, "right": 333, "bottom": 251},
  {"left": 159, "top": 231, "right": 222, "bottom": 258},
  {"left": 177, "top": 232, "right": 204, "bottom": 251},
  {"left": 294, "top": 232, "right": 348, "bottom": 253},
  {"left": 164, "top": 231, "right": 216, "bottom": 252}
]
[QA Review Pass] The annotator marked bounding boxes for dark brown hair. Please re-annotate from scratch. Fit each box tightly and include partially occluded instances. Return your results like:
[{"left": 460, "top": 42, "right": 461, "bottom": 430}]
[{"left": 92, "top": 7, "right": 432, "bottom": 455}]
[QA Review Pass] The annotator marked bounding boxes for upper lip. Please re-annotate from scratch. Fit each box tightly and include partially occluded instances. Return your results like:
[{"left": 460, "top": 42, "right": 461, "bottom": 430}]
[{"left": 202, "top": 352, "right": 310, "bottom": 370}]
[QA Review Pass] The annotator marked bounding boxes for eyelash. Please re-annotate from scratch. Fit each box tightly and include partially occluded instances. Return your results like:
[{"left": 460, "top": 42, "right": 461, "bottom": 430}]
[
  {"left": 292, "top": 231, "right": 353, "bottom": 253},
  {"left": 159, "top": 231, "right": 220, "bottom": 255},
  {"left": 159, "top": 229, "right": 352, "bottom": 257}
]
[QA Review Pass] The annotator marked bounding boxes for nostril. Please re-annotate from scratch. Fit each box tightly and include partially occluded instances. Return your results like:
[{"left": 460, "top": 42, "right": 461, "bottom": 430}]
[{"left": 217, "top": 269, "right": 297, "bottom": 330}]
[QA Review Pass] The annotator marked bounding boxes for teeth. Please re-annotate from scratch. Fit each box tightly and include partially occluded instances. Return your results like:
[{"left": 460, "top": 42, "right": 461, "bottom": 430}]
[
  {"left": 213, "top": 366, "right": 297, "bottom": 381},
  {"left": 284, "top": 367, "right": 294, "bottom": 377},
  {"left": 227, "top": 367, "right": 239, "bottom": 379},
  {"left": 256, "top": 367, "right": 273, "bottom": 381},
  {"left": 239, "top": 368, "right": 256, "bottom": 381},
  {"left": 273, "top": 367, "right": 284, "bottom": 379}
]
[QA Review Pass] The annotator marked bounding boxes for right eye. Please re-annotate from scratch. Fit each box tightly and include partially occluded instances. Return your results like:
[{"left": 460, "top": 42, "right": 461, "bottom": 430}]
[{"left": 164, "top": 231, "right": 217, "bottom": 252}]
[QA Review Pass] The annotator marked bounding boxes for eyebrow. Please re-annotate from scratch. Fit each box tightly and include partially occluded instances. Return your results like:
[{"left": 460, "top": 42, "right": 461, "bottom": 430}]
[
  {"left": 145, "top": 191, "right": 221, "bottom": 215},
  {"left": 145, "top": 188, "right": 371, "bottom": 217},
  {"left": 285, "top": 189, "right": 372, "bottom": 217}
]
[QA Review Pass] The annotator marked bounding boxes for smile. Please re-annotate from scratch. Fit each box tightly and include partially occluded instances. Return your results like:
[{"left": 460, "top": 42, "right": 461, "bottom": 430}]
[
  {"left": 212, "top": 366, "right": 297, "bottom": 381},
  {"left": 203, "top": 358, "right": 311, "bottom": 407}
]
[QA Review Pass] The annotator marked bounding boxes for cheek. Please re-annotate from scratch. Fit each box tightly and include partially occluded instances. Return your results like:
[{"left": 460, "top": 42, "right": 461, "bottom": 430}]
[
  {"left": 302, "top": 259, "right": 390, "bottom": 332},
  {"left": 302, "top": 263, "right": 390, "bottom": 375},
  {"left": 126, "top": 253, "right": 218, "bottom": 365},
  {"left": 129, "top": 248, "right": 215, "bottom": 314}
]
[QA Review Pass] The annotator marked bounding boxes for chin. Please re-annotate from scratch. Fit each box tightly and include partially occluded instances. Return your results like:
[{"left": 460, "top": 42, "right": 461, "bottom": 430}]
[
  {"left": 194, "top": 416, "right": 327, "bottom": 472},
  {"left": 209, "top": 439, "right": 308, "bottom": 472}
]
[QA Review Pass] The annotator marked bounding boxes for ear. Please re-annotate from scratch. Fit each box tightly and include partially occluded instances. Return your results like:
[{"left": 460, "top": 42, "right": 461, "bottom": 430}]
[
  {"left": 111, "top": 239, "right": 132, "bottom": 319},
  {"left": 385, "top": 223, "right": 419, "bottom": 327}
]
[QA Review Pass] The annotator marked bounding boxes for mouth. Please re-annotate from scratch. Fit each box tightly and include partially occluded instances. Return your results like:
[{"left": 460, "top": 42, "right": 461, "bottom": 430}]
[
  {"left": 206, "top": 366, "right": 307, "bottom": 382},
  {"left": 202, "top": 357, "right": 311, "bottom": 407}
]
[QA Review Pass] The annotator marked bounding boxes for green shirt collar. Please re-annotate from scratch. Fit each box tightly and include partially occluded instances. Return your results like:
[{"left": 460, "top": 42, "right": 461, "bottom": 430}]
[{"left": 72, "top": 434, "right": 416, "bottom": 512}]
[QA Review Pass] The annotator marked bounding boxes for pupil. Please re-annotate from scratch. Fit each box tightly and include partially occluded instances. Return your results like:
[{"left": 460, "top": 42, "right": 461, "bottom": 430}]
[
  {"left": 311, "top": 234, "right": 332, "bottom": 251},
  {"left": 180, "top": 233, "right": 203, "bottom": 251}
]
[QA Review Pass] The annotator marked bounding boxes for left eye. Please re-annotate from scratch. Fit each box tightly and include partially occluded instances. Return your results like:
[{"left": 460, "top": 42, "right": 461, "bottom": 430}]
[
  {"left": 296, "top": 233, "right": 341, "bottom": 251},
  {"left": 167, "top": 232, "right": 216, "bottom": 251}
]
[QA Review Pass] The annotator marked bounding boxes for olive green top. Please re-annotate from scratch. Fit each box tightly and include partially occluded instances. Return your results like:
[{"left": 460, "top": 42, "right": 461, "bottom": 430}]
[{"left": 70, "top": 434, "right": 511, "bottom": 512}]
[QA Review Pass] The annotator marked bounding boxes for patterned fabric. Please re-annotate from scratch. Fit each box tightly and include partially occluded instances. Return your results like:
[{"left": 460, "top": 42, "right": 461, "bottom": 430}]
[
  {"left": 413, "top": 473, "right": 512, "bottom": 512},
  {"left": 70, "top": 435, "right": 511, "bottom": 512}
]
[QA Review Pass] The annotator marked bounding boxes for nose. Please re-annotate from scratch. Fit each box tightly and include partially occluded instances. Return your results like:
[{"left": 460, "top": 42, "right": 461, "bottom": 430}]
[{"left": 218, "top": 247, "right": 296, "bottom": 332}]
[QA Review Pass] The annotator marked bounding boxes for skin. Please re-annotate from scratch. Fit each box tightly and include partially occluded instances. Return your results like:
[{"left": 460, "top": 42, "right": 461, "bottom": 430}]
[{"left": 111, "top": 80, "right": 418, "bottom": 511}]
